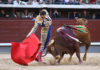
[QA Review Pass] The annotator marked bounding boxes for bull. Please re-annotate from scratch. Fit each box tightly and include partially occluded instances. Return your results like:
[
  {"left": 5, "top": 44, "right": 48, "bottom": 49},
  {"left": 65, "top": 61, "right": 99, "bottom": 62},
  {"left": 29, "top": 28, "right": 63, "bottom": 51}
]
[{"left": 43, "top": 18, "right": 91, "bottom": 64}]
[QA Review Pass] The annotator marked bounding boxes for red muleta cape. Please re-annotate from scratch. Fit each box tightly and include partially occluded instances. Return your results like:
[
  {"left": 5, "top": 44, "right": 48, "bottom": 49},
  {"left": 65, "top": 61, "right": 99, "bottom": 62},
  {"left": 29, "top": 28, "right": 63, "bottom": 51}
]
[{"left": 11, "top": 33, "right": 40, "bottom": 66}]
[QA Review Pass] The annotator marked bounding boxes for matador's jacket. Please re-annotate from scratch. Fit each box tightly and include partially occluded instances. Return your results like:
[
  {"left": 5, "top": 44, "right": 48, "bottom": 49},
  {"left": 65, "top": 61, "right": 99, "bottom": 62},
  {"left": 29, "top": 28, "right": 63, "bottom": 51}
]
[{"left": 27, "top": 10, "right": 52, "bottom": 50}]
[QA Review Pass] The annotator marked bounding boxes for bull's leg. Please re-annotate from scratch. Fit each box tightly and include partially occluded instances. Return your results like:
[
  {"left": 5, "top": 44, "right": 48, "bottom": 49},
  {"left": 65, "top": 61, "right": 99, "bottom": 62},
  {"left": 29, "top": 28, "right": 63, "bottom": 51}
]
[
  {"left": 68, "top": 53, "right": 74, "bottom": 62},
  {"left": 83, "top": 44, "right": 90, "bottom": 61},
  {"left": 57, "top": 53, "right": 64, "bottom": 63},
  {"left": 75, "top": 43, "right": 82, "bottom": 63}
]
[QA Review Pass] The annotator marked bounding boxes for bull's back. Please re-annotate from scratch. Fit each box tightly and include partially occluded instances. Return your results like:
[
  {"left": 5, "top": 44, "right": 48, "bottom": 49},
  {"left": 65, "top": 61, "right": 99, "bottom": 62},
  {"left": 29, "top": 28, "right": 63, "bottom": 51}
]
[{"left": 73, "top": 25, "right": 91, "bottom": 45}]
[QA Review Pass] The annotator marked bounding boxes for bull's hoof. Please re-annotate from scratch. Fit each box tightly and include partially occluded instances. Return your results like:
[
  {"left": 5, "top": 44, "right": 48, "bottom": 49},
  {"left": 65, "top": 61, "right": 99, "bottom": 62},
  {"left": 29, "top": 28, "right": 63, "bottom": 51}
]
[
  {"left": 83, "top": 57, "right": 86, "bottom": 61},
  {"left": 56, "top": 62, "right": 60, "bottom": 65},
  {"left": 79, "top": 61, "right": 83, "bottom": 64}
]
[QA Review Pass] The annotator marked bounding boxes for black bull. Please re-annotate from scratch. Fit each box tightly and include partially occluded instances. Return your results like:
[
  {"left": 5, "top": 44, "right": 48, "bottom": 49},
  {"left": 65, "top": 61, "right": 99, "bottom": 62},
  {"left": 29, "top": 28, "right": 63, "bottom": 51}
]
[{"left": 43, "top": 25, "right": 91, "bottom": 64}]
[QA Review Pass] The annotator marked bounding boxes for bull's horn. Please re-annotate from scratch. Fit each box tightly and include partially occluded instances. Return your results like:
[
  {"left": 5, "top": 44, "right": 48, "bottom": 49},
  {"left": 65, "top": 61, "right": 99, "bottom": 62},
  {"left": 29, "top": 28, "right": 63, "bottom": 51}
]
[{"left": 42, "top": 50, "right": 48, "bottom": 57}]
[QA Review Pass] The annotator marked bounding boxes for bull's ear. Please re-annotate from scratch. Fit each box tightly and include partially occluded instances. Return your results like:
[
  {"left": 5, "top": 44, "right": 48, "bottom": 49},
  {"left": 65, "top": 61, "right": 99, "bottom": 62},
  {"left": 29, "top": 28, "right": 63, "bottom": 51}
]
[{"left": 51, "top": 47, "right": 55, "bottom": 51}]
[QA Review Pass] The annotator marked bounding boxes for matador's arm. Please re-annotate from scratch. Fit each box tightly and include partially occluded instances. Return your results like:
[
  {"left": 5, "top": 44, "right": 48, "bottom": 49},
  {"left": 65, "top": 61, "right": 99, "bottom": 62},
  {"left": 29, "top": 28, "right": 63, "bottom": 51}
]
[{"left": 26, "top": 17, "right": 41, "bottom": 37}]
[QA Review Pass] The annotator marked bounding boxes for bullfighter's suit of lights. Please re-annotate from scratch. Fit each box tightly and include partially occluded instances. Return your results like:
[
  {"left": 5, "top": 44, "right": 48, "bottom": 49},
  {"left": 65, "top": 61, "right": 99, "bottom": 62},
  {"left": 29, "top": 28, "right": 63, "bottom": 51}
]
[{"left": 27, "top": 9, "right": 52, "bottom": 62}]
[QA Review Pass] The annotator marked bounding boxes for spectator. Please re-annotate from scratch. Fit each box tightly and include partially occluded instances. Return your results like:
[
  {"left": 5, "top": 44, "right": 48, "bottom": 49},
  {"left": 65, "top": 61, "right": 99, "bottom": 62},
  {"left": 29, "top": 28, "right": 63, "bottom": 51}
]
[
  {"left": 1, "top": 0, "right": 6, "bottom": 4},
  {"left": 79, "top": 0, "right": 83, "bottom": 4},
  {"left": 54, "top": 0, "right": 60, "bottom": 4},
  {"left": 52, "top": 9, "right": 60, "bottom": 18},
  {"left": 64, "top": 0, "right": 78, "bottom": 4},
  {"left": 83, "top": 0, "right": 90, "bottom": 4},
  {"left": 11, "top": 8, "right": 17, "bottom": 18},
  {"left": 27, "top": 0, "right": 39, "bottom": 5},
  {"left": 0, "top": 0, "right": 2, "bottom": 4},
  {"left": 64, "top": 0, "right": 69, "bottom": 4},
  {"left": 59, "top": 0, "right": 64, "bottom": 4},
  {"left": 39, "top": 0, "right": 45, "bottom": 4},
  {"left": 79, "top": 0, "right": 90, "bottom": 4},
  {"left": 13, "top": 0, "right": 26, "bottom": 5},
  {"left": 95, "top": 12, "right": 100, "bottom": 19},
  {"left": 16, "top": 11, "right": 21, "bottom": 18},
  {"left": 0, "top": 9, "right": 6, "bottom": 17},
  {"left": 90, "top": 0, "right": 96, "bottom": 4},
  {"left": 0, "top": 9, "right": 14, "bottom": 18},
  {"left": 81, "top": 10, "right": 89, "bottom": 19},
  {"left": 22, "top": 9, "right": 34, "bottom": 18},
  {"left": 96, "top": 0, "right": 100, "bottom": 4},
  {"left": 74, "top": 0, "right": 79, "bottom": 4},
  {"left": 69, "top": 11, "right": 79, "bottom": 19},
  {"left": 33, "top": 0, "right": 39, "bottom": 5},
  {"left": 22, "top": 9, "right": 28, "bottom": 18},
  {"left": 92, "top": 13, "right": 96, "bottom": 19},
  {"left": 86, "top": 0, "right": 90, "bottom": 4},
  {"left": 27, "top": 12, "right": 34, "bottom": 18},
  {"left": 6, "top": 9, "right": 16, "bottom": 18},
  {"left": 48, "top": 0, "right": 53, "bottom": 4},
  {"left": 67, "top": 0, "right": 75, "bottom": 4},
  {"left": 78, "top": 12, "right": 82, "bottom": 18},
  {"left": 7, "top": 0, "right": 13, "bottom": 4},
  {"left": 27, "top": 0, "right": 33, "bottom": 5}
]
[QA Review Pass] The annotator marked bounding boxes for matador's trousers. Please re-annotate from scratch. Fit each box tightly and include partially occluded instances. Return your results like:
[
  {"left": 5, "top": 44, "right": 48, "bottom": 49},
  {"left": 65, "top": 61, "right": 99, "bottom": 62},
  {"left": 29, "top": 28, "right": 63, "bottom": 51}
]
[{"left": 40, "top": 25, "right": 51, "bottom": 50}]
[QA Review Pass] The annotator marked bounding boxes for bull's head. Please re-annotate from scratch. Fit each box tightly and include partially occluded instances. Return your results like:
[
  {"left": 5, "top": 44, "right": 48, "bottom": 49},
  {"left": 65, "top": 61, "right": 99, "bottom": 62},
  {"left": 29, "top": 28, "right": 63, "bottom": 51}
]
[
  {"left": 43, "top": 39, "right": 59, "bottom": 59},
  {"left": 76, "top": 18, "right": 88, "bottom": 25}
]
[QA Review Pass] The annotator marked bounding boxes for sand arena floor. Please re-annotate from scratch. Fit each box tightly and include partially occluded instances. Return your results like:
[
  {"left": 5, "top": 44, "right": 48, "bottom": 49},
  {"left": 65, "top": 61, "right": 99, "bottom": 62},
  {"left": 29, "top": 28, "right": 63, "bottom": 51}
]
[{"left": 0, "top": 53, "right": 100, "bottom": 70}]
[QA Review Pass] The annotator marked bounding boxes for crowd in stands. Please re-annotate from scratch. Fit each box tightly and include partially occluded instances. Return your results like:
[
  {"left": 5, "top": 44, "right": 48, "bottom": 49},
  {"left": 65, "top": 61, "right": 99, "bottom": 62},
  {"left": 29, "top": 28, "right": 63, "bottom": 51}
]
[
  {"left": 0, "top": 0, "right": 100, "bottom": 5},
  {"left": 52, "top": 9, "right": 100, "bottom": 19},
  {"left": 0, "top": 8, "right": 100, "bottom": 19},
  {"left": 0, "top": 8, "right": 36, "bottom": 18},
  {"left": 0, "top": 0, "right": 100, "bottom": 19}
]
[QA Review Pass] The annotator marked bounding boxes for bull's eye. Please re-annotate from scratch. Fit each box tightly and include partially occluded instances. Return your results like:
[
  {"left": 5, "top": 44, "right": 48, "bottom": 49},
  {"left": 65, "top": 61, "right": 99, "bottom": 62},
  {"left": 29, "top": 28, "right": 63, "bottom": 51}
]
[{"left": 51, "top": 47, "right": 55, "bottom": 51}]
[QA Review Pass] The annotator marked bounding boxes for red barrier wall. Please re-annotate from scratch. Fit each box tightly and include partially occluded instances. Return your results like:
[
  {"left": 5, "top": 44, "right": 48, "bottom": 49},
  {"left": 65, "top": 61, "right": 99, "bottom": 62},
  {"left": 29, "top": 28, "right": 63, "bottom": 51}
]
[{"left": 0, "top": 19, "right": 100, "bottom": 42}]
